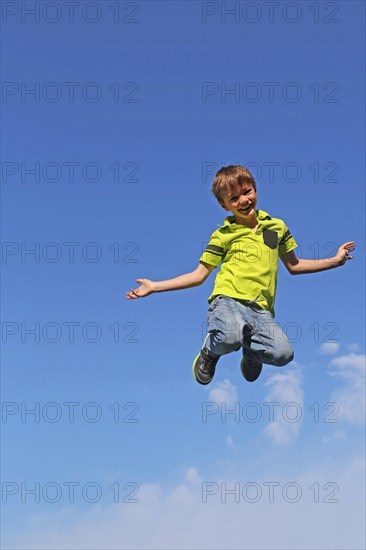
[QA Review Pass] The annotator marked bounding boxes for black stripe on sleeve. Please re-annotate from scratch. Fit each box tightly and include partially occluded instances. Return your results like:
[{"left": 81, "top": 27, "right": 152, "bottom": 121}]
[
  {"left": 279, "top": 230, "right": 293, "bottom": 245},
  {"left": 205, "top": 244, "right": 224, "bottom": 256}
]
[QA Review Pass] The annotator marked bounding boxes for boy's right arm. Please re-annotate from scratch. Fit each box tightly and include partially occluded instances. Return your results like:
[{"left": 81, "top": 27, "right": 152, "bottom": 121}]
[{"left": 125, "top": 262, "right": 215, "bottom": 300}]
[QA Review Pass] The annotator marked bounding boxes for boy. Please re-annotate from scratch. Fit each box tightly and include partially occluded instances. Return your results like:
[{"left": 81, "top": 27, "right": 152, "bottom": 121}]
[{"left": 126, "top": 165, "right": 355, "bottom": 385}]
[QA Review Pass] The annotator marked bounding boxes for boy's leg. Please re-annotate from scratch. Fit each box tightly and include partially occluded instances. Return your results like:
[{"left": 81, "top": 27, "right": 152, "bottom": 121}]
[
  {"left": 242, "top": 308, "right": 294, "bottom": 367},
  {"left": 205, "top": 295, "right": 244, "bottom": 356},
  {"left": 240, "top": 322, "right": 264, "bottom": 382},
  {"left": 193, "top": 296, "right": 243, "bottom": 385}
]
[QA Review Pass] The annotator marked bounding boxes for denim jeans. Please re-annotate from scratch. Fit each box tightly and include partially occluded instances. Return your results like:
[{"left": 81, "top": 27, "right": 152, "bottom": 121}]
[{"left": 204, "top": 295, "right": 294, "bottom": 366}]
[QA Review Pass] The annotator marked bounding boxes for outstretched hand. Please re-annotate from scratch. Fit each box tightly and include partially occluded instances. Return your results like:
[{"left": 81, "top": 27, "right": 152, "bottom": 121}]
[
  {"left": 335, "top": 242, "right": 356, "bottom": 266},
  {"left": 126, "top": 279, "right": 155, "bottom": 300}
]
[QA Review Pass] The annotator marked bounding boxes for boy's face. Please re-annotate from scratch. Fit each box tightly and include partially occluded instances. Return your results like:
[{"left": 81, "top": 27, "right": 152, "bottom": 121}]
[{"left": 219, "top": 182, "right": 257, "bottom": 224}]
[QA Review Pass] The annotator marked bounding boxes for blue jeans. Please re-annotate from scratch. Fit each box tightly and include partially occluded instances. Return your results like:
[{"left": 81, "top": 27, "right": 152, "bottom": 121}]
[{"left": 204, "top": 295, "right": 294, "bottom": 366}]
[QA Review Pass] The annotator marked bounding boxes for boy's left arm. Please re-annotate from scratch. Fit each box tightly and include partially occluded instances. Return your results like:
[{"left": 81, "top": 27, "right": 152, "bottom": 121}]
[{"left": 280, "top": 242, "right": 356, "bottom": 275}]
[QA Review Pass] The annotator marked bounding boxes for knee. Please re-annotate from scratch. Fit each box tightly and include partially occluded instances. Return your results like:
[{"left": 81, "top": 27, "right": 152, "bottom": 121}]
[
  {"left": 210, "top": 328, "right": 241, "bottom": 355},
  {"left": 223, "top": 330, "right": 242, "bottom": 348},
  {"left": 272, "top": 345, "right": 294, "bottom": 367},
  {"left": 213, "top": 321, "right": 242, "bottom": 346}
]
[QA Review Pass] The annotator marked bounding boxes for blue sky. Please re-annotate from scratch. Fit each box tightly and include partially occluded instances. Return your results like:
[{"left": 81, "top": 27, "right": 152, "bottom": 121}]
[{"left": 1, "top": 1, "right": 365, "bottom": 548}]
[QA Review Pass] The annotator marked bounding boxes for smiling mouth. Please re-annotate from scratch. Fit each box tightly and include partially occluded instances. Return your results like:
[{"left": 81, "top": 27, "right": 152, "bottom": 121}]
[{"left": 239, "top": 205, "right": 253, "bottom": 214}]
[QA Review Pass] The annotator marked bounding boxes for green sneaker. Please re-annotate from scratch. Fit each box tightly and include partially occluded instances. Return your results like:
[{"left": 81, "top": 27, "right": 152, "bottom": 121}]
[
  {"left": 192, "top": 347, "right": 219, "bottom": 385},
  {"left": 240, "top": 355, "right": 263, "bottom": 382}
]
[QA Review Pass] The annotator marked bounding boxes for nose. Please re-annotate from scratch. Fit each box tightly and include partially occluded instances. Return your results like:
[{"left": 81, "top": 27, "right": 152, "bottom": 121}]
[{"left": 239, "top": 195, "right": 249, "bottom": 206}]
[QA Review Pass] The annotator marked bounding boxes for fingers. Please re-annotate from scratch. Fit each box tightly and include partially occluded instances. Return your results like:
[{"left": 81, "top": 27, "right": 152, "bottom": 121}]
[
  {"left": 342, "top": 242, "right": 356, "bottom": 262},
  {"left": 126, "top": 278, "right": 146, "bottom": 300},
  {"left": 126, "top": 288, "right": 140, "bottom": 300},
  {"left": 342, "top": 242, "right": 356, "bottom": 249}
]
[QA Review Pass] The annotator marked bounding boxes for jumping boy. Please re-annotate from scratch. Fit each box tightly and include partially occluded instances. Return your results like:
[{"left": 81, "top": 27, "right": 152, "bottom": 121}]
[{"left": 126, "top": 165, "right": 356, "bottom": 385}]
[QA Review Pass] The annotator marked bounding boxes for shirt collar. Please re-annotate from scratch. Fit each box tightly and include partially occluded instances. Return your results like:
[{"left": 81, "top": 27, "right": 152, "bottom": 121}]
[{"left": 222, "top": 209, "right": 272, "bottom": 228}]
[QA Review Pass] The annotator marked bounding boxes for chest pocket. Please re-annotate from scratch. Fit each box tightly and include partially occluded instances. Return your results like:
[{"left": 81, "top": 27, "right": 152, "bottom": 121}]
[{"left": 262, "top": 229, "right": 278, "bottom": 249}]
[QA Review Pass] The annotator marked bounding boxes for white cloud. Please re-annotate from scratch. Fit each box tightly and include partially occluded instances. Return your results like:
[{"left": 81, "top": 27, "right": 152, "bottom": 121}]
[
  {"left": 225, "top": 435, "right": 236, "bottom": 450},
  {"left": 321, "top": 430, "right": 346, "bottom": 444},
  {"left": 318, "top": 342, "right": 340, "bottom": 355},
  {"left": 327, "top": 353, "right": 366, "bottom": 426},
  {"left": 347, "top": 343, "right": 360, "bottom": 353},
  {"left": 208, "top": 379, "right": 238, "bottom": 407},
  {"left": 5, "top": 456, "right": 365, "bottom": 550},
  {"left": 328, "top": 353, "right": 365, "bottom": 377},
  {"left": 263, "top": 364, "right": 303, "bottom": 446},
  {"left": 184, "top": 467, "right": 201, "bottom": 485}
]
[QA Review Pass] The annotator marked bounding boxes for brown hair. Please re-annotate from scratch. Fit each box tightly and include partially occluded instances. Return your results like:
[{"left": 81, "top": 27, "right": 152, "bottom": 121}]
[{"left": 211, "top": 165, "right": 256, "bottom": 203}]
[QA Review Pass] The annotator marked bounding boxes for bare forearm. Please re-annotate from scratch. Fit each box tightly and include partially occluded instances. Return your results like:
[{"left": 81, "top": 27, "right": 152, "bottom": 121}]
[
  {"left": 126, "top": 263, "right": 213, "bottom": 300},
  {"left": 153, "top": 272, "right": 203, "bottom": 292},
  {"left": 292, "top": 257, "right": 341, "bottom": 275}
]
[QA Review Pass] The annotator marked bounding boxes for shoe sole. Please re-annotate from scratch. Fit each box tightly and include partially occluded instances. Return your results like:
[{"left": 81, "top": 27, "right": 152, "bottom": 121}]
[
  {"left": 240, "top": 357, "right": 262, "bottom": 382},
  {"left": 192, "top": 353, "right": 212, "bottom": 385}
]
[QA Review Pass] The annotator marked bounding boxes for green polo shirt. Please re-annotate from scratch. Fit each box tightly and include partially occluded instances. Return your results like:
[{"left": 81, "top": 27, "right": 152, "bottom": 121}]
[{"left": 199, "top": 209, "right": 297, "bottom": 316}]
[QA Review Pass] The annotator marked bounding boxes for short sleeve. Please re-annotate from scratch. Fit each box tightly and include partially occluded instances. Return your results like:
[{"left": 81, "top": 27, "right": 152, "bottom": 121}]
[
  {"left": 279, "top": 224, "right": 298, "bottom": 256},
  {"left": 199, "top": 231, "right": 225, "bottom": 268}
]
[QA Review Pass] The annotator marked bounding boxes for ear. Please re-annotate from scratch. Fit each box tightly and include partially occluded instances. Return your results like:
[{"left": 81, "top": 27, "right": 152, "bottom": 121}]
[{"left": 219, "top": 201, "right": 229, "bottom": 211}]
